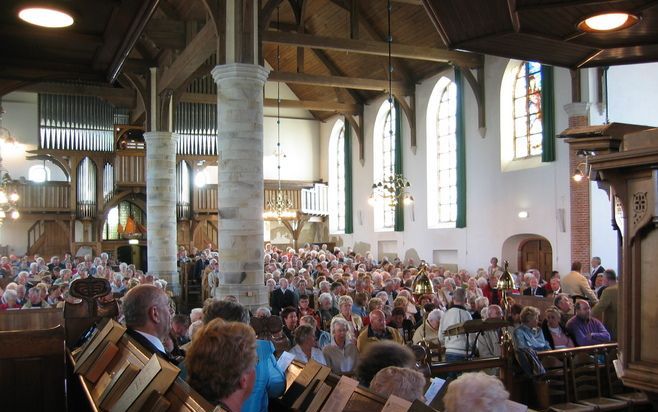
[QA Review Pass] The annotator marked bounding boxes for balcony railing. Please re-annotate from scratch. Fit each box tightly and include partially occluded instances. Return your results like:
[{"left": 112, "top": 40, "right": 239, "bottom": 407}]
[
  {"left": 301, "top": 183, "right": 329, "bottom": 216},
  {"left": 114, "top": 153, "right": 145, "bottom": 186},
  {"left": 10, "top": 181, "right": 71, "bottom": 212},
  {"left": 194, "top": 185, "right": 218, "bottom": 213}
]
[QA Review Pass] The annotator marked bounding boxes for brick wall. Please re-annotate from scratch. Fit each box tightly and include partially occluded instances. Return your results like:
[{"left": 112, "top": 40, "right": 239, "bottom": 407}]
[{"left": 568, "top": 114, "right": 591, "bottom": 274}]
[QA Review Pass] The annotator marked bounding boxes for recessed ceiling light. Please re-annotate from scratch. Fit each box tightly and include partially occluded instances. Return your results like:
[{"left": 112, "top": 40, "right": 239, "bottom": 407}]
[
  {"left": 578, "top": 12, "right": 639, "bottom": 33},
  {"left": 18, "top": 6, "right": 74, "bottom": 28}
]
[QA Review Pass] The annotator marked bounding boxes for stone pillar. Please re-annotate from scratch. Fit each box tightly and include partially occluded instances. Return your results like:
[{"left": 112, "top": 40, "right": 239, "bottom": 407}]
[
  {"left": 564, "top": 102, "right": 592, "bottom": 273},
  {"left": 144, "top": 131, "right": 180, "bottom": 295},
  {"left": 211, "top": 63, "right": 270, "bottom": 309}
]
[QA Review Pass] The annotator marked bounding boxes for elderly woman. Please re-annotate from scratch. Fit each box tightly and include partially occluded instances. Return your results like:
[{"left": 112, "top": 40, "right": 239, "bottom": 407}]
[
  {"left": 186, "top": 319, "right": 258, "bottom": 412},
  {"left": 290, "top": 324, "right": 327, "bottom": 365},
  {"left": 370, "top": 366, "right": 426, "bottom": 403},
  {"left": 322, "top": 317, "right": 358, "bottom": 375},
  {"left": 412, "top": 308, "right": 443, "bottom": 346},
  {"left": 317, "top": 292, "right": 338, "bottom": 332},
  {"left": 336, "top": 295, "right": 363, "bottom": 341},
  {"left": 542, "top": 306, "right": 575, "bottom": 349},
  {"left": 513, "top": 306, "right": 551, "bottom": 351},
  {"left": 443, "top": 372, "right": 510, "bottom": 412},
  {"left": 0, "top": 289, "right": 21, "bottom": 310}
]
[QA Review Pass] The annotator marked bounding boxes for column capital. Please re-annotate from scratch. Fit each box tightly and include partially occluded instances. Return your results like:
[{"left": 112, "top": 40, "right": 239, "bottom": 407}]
[
  {"left": 563, "top": 102, "right": 590, "bottom": 118},
  {"left": 212, "top": 63, "right": 270, "bottom": 87}
]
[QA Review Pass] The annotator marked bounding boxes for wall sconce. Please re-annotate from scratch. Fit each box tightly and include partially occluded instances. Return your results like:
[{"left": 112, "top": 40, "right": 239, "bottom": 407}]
[{"left": 573, "top": 149, "right": 595, "bottom": 182}]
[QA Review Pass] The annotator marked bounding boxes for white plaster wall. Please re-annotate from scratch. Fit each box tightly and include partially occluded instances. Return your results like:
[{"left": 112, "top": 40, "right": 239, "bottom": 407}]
[
  {"left": 324, "top": 55, "right": 574, "bottom": 274},
  {"left": 263, "top": 116, "right": 320, "bottom": 181}
]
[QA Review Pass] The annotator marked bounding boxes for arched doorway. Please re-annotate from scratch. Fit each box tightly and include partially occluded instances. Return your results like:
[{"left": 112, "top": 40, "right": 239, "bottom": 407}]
[
  {"left": 501, "top": 234, "right": 553, "bottom": 281},
  {"left": 519, "top": 238, "right": 553, "bottom": 281}
]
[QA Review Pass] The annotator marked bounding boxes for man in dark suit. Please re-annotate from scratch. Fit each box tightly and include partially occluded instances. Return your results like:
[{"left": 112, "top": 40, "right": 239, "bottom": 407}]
[
  {"left": 589, "top": 256, "right": 605, "bottom": 288},
  {"left": 270, "top": 278, "right": 298, "bottom": 316},
  {"left": 523, "top": 276, "right": 546, "bottom": 297},
  {"left": 123, "top": 284, "right": 178, "bottom": 364}
]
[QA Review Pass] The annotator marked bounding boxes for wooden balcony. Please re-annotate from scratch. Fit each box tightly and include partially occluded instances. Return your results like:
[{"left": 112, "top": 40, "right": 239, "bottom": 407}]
[
  {"left": 114, "top": 151, "right": 145, "bottom": 187},
  {"left": 10, "top": 181, "right": 71, "bottom": 213}
]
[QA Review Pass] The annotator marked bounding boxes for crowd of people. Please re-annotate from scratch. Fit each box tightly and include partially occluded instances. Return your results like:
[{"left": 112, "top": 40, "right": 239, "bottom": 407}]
[{"left": 0, "top": 245, "right": 618, "bottom": 411}]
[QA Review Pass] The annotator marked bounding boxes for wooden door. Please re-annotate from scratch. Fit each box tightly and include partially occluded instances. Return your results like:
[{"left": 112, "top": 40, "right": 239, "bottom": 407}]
[{"left": 519, "top": 239, "right": 553, "bottom": 281}]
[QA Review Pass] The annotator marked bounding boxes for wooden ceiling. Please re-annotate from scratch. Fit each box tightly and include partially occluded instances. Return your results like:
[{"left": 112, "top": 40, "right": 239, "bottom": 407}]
[
  {"left": 422, "top": 0, "right": 658, "bottom": 69},
  {"left": 2, "top": 0, "right": 658, "bottom": 124}
]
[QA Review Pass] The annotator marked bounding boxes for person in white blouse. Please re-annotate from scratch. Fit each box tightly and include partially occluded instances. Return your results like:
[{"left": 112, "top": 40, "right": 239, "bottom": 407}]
[
  {"left": 290, "top": 324, "right": 327, "bottom": 365},
  {"left": 322, "top": 317, "right": 358, "bottom": 375}
]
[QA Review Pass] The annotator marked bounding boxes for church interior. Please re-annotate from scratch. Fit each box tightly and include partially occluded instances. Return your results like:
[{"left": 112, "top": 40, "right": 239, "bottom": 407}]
[{"left": 1, "top": 0, "right": 658, "bottom": 411}]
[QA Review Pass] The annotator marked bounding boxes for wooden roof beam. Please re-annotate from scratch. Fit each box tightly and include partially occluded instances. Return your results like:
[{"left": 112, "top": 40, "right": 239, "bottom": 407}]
[
  {"left": 157, "top": 21, "right": 216, "bottom": 94},
  {"left": 179, "top": 92, "right": 360, "bottom": 113},
  {"left": 268, "top": 71, "right": 411, "bottom": 94},
  {"left": 20, "top": 82, "right": 136, "bottom": 108},
  {"left": 262, "top": 30, "right": 482, "bottom": 68}
]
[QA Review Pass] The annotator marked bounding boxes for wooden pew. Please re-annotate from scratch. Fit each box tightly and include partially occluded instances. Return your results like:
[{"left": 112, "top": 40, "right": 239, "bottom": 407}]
[
  {"left": 0, "top": 307, "right": 64, "bottom": 331},
  {"left": 0, "top": 325, "right": 66, "bottom": 412}
]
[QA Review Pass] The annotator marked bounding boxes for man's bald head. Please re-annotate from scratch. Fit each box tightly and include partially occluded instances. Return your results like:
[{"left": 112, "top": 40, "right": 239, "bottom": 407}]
[
  {"left": 369, "top": 309, "right": 386, "bottom": 333},
  {"left": 123, "top": 285, "right": 170, "bottom": 335}
]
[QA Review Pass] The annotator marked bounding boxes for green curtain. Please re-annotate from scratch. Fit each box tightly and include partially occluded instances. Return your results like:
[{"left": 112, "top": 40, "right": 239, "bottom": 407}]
[
  {"left": 344, "top": 119, "right": 353, "bottom": 234},
  {"left": 394, "top": 99, "right": 404, "bottom": 232},
  {"left": 455, "top": 68, "right": 467, "bottom": 228},
  {"left": 541, "top": 65, "right": 556, "bottom": 162}
]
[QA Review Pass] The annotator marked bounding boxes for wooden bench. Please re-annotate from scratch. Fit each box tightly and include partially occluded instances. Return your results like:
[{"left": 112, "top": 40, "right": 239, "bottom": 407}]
[
  {"left": 0, "top": 307, "right": 64, "bottom": 331},
  {"left": 0, "top": 325, "right": 67, "bottom": 412}
]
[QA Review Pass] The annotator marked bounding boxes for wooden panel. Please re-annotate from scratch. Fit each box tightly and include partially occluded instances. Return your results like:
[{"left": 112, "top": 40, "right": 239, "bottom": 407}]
[
  {"left": 193, "top": 185, "right": 218, "bottom": 212},
  {"left": 0, "top": 308, "right": 64, "bottom": 331},
  {"left": 115, "top": 154, "right": 146, "bottom": 186},
  {"left": 640, "top": 227, "right": 658, "bottom": 363}
]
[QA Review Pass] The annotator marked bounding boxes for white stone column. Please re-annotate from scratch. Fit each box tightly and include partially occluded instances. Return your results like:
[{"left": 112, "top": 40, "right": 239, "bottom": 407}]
[
  {"left": 211, "top": 63, "right": 270, "bottom": 309},
  {"left": 144, "top": 131, "right": 180, "bottom": 295}
]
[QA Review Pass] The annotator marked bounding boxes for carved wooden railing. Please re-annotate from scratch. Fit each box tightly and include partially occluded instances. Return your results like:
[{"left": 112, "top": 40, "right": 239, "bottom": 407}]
[
  {"left": 114, "top": 152, "right": 145, "bottom": 186},
  {"left": 11, "top": 181, "right": 70, "bottom": 212},
  {"left": 193, "top": 184, "right": 217, "bottom": 213}
]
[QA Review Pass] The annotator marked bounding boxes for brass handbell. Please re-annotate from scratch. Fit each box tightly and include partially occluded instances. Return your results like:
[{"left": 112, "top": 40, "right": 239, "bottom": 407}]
[{"left": 411, "top": 263, "right": 433, "bottom": 301}]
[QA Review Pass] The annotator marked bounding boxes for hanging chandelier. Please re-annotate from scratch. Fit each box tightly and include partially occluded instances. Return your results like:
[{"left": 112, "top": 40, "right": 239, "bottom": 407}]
[
  {"left": 0, "top": 103, "right": 20, "bottom": 225},
  {"left": 368, "top": 0, "right": 413, "bottom": 209},
  {"left": 263, "top": 6, "right": 296, "bottom": 221}
]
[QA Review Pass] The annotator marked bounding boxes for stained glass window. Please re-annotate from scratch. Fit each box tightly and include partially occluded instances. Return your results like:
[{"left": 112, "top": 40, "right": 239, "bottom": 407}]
[
  {"left": 102, "top": 201, "right": 146, "bottom": 240},
  {"left": 513, "top": 61, "right": 543, "bottom": 159},
  {"left": 436, "top": 81, "right": 457, "bottom": 224}
]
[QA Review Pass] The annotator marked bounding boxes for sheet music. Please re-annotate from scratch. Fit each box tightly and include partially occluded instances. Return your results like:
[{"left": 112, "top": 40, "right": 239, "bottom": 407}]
[
  {"left": 276, "top": 351, "right": 295, "bottom": 372},
  {"left": 423, "top": 377, "right": 446, "bottom": 405}
]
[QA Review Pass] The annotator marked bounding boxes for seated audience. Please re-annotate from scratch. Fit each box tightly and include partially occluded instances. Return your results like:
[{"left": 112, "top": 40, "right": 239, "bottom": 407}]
[
  {"left": 336, "top": 295, "right": 363, "bottom": 342},
  {"left": 357, "top": 309, "right": 404, "bottom": 353},
  {"left": 388, "top": 306, "right": 415, "bottom": 344},
  {"left": 566, "top": 300, "right": 611, "bottom": 346},
  {"left": 369, "top": 366, "right": 426, "bottom": 403},
  {"left": 317, "top": 292, "right": 339, "bottom": 332},
  {"left": 22, "top": 287, "right": 50, "bottom": 309},
  {"left": 299, "top": 314, "right": 331, "bottom": 349},
  {"left": 322, "top": 317, "right": 358, "bottom": 375},
  {"left": 356, "top": 341, "right": 415, "bottom": 386},
  {"left": 203, "top": 299, "right": 285, "bottom": 412},
  {"left": 185, "top": 319, "right": 257, "bottom": 412},
  {"left": 522, "top": 276, "right": 546, "bottom": 297},
  {"left": 513, "top": 306, "right": 550, "bottom": 351},
  {"left": 290, "top": 324, "right": 327, "bottom": 365},
  {"left": 477, "top": 304, "right": 504, "bottom": 359},
  {"left": 541, "top": 306, "right": 575, "bottom": 349},
  {"left": 591, "top": 269, "right": 618, "bottom": 341},
  {"left": 443, "top": 372, "right": 510, "bottom": 412},
  {"left": 0, "top": 289, "right": 21, "bottom": 310}
]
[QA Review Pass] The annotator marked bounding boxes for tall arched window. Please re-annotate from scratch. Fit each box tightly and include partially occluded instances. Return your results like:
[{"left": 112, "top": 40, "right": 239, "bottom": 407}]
[
  {"left": 328, "top": 120, "right": 346, "bottom": 233},
  {"left": 427, "top": 77, "right": 457, "bottom": 227},
  {"left": 501, "top": 60, "right": 554, "bottom": 171},
  {"left": 373, "top": 100, "right": 397, "bottom": 231},
  {"left": 513, "top": 61, "right": 543, "bottom": 159}
]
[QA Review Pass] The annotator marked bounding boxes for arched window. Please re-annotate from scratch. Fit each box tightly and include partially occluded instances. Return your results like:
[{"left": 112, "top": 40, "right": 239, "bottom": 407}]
[
  {"left": 500, "top": 60, "right": 552, "bottom": 171},
  {"left": 513, "top": 61, "right": 543, "bottom": 159},
  {"left": 427, "top": 77, "right": 457, "bottom": 227},
  {"left": 373, "top": 100, "right": 397, "bottom": 231},
  {"left": 328, "top": 119, "right": 346, "bottom": 233},
  {"left": 28, "top": 164, "right": 50, "bottom": 183}
]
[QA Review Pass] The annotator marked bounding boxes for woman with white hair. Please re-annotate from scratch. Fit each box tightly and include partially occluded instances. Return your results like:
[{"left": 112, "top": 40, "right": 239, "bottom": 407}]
[
  {"left": 317, "top": 292, "right": 338, "bottom": 332},
  {"left": 443, "top": 372, "right": 510, "bottom": 412},
  {"left": 290, "top": 324, "right": 327, "bottom": 365},
  {"left": 412, "top": 308, "right": 443, "bottom": 346},
  {"left": 322, "top": 317, "right": 358, "bottom": 374}
]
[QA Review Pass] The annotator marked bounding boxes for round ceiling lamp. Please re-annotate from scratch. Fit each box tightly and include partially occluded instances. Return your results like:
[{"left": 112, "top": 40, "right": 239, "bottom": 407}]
[
  {"left": 18, "top": 6, "right": 74, "bottom": 28},
  {"left": 578, "top": 12, "right": 639, "bottom": 32}
]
